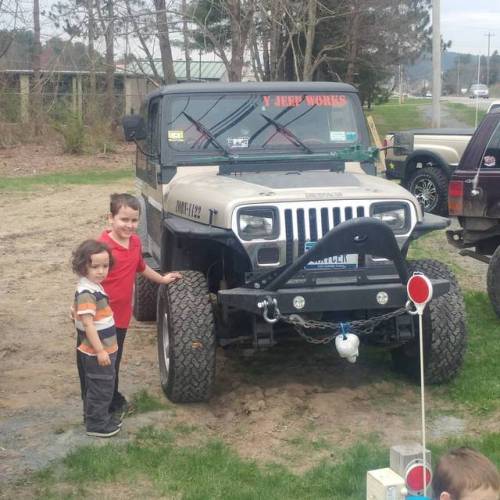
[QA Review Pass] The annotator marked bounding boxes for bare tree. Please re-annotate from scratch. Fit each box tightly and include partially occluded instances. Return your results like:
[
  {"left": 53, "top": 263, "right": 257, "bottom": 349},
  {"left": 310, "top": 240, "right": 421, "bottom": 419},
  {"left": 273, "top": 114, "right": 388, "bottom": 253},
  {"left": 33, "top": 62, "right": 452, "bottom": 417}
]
[
  {"left": 182, "top": 0, "right": 191, "bottom": 79},
  {"left": 154, "top": 0, "right": 176, "bottom": 83}
]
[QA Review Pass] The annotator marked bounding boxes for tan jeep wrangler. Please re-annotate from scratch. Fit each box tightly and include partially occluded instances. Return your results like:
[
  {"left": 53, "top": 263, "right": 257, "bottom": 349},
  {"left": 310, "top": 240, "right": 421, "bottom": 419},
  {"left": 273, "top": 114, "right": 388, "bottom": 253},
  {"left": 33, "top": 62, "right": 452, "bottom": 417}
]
[{"left": 123, "top": 82, "right": 467, "bottom": 403}]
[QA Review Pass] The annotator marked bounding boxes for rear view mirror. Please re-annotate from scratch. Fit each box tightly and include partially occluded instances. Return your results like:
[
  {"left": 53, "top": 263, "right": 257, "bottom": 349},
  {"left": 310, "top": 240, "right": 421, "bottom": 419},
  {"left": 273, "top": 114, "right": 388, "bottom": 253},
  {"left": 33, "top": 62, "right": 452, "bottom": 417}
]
[{"left": 122, "top": 114, "right": 146, "bottom": 142}]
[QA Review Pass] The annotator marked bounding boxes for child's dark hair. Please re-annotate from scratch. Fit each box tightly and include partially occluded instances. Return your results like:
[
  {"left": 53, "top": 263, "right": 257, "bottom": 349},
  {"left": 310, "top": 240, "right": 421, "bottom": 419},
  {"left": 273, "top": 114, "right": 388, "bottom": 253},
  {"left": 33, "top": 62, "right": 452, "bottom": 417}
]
[
  {"left": 72, "top": 240, "right": 114, "bottom": 276},
  {"left": 433, "top": 447, "right": 499, "bottom": 499},
  {"left": 110, "top": 193, "right": 141, "bottom": 216}
]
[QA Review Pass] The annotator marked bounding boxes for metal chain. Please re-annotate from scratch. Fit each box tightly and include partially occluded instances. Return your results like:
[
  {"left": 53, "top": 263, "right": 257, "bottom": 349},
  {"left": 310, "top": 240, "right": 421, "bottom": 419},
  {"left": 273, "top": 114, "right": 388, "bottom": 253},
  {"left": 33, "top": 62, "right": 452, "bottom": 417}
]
[{"left": 278, "top": 307, "right": 409, "bottom": 345}]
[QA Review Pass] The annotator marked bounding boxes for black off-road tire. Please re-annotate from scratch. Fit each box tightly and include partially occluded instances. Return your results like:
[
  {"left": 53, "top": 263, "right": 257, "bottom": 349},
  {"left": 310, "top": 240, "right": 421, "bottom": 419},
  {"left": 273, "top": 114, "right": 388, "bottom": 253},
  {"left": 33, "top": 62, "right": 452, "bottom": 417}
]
[
  {"left": 391, "top": 259, "right": 467, "bottom": 383},
  {"left": 133, "top": 274, "right": 158, "bottom": 321},
  {"left": 157, "top": 271, "right": 216, "bottom": 403},
  {"left": 487, "top": 245, "right": 500, "bottom": 318},
  {"left": 407, "top": 166, "right": 449, "bottom": 216}
]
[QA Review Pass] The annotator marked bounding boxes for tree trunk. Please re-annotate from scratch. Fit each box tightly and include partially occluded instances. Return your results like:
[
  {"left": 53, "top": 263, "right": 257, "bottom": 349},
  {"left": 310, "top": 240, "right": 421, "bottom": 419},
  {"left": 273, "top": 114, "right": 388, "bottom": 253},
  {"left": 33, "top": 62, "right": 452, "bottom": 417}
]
[
  {"left": 154, "top": 0, "right": 176, "bottom": 84},
  {"left": 87, "top": 0, "right": 97, "bottom": 123},
  {"left": 345, "top": 3, "right": 360, "bottom": 84},
  {"left": 302, "top": 0, "right": 317, "bottom": 81},
  {"left": 249, "top": 22, "right": 263, "bottom": 81},
  {"left": 227, "top": 0, "right": 254, "bottom": 81},
  {"left": 269, "top": 0, "right": 281, "bottom": 80},
  {"left": 262, "top": 37, "right": 271, "bottom": 81},
  {"left": 105, "top": 0, "right": 115, "bottom": 123},
  {"left": 182, "top": 0, "right": 191, "bottom": 80},
  {"left": 32, "top": 0, "right": 42, "bottom": 136}
]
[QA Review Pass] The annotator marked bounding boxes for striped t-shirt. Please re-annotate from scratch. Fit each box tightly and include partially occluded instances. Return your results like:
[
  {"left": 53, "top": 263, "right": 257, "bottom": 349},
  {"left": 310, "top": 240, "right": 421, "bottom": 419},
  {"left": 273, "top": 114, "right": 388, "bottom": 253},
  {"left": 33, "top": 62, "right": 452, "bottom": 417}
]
[{"left": 74, "top": 277, "right": 117, "bottom": 356}]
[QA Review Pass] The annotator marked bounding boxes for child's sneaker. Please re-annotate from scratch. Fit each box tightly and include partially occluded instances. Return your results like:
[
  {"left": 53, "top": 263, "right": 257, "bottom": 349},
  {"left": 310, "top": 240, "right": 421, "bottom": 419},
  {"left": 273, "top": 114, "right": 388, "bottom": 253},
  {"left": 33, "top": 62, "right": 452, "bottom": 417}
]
[
  {"left": 110, "top": 414, "right": 123, "bottom": 428},
  {"left": 86, "top": 423, "right": 121, "bottom": 438}
]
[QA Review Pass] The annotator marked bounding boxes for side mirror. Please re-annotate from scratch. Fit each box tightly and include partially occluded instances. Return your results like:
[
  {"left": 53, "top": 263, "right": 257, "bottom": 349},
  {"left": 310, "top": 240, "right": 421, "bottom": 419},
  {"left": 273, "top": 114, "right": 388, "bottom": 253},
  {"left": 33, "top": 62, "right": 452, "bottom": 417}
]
[
  {"left": 392, "top": 131, "right": 413, "bottom": 156},
  {"left": 122, "top": 114, "right": 146, "bottom": 142}
]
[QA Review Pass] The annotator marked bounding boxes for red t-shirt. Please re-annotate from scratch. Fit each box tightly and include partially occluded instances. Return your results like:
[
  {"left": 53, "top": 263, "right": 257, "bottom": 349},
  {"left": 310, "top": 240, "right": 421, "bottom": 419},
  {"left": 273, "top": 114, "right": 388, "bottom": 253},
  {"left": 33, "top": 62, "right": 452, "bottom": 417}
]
[{"left": 99, "top": 230, "right": 146, "bottom": 328}]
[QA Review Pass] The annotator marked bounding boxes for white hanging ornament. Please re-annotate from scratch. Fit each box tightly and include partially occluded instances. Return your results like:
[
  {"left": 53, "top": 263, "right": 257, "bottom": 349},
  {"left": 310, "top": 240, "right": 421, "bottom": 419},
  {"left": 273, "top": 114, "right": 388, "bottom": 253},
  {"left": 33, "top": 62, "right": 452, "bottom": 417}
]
[{"left": 335, "top": 333, "right": 360, "bottom": 363}]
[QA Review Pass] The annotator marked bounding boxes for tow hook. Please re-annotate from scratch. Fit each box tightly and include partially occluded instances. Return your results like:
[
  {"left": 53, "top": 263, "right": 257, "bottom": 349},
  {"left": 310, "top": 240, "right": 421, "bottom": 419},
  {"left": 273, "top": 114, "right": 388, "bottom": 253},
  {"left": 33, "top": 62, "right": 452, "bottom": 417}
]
[{"left": 257, "top": 296, "right": 280, "bottom": 324}]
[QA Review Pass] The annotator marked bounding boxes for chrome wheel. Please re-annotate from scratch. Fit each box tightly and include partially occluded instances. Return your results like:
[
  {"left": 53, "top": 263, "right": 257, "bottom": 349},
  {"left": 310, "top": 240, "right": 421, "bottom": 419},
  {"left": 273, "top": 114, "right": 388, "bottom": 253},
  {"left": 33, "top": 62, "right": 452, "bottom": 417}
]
[{"left": 413, "top": 178, "right": 438, "bottom": 211}]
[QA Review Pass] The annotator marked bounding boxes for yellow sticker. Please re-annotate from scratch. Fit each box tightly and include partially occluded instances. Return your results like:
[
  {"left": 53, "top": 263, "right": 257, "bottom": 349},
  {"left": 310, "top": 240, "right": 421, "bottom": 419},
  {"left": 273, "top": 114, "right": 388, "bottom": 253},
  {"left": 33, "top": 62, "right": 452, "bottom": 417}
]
[{"left": 168, "top": 130, "right": 184, "bottom": 142}]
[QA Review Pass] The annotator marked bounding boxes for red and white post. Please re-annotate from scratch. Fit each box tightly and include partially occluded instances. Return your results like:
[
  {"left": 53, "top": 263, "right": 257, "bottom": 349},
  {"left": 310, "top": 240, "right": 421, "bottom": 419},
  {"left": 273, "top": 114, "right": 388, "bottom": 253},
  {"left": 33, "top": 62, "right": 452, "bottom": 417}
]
[{"left": 406, "top": 272, "right": 433, "bottom": 498}]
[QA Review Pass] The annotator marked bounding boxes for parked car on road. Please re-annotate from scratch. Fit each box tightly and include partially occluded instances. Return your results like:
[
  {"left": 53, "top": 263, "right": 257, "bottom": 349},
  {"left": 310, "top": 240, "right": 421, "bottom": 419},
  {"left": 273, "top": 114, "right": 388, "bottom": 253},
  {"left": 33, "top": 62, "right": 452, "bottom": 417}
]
[
  {"left": 384, "top": 128, "right": 474, "bottom": 215},
  {"left": 469, "top": 84, "right": 489, "bottom": 99},
  {"left": 447, "top": 109, "right": 500, "bottom": 315}
]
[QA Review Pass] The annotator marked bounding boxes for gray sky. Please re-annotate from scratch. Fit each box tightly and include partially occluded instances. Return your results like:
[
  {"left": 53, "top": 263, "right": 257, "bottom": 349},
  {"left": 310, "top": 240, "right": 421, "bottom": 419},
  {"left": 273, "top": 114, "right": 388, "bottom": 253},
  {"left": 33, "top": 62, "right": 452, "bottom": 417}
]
[{"left": 442, "top": 0, "right": 500, "bottom": 55}]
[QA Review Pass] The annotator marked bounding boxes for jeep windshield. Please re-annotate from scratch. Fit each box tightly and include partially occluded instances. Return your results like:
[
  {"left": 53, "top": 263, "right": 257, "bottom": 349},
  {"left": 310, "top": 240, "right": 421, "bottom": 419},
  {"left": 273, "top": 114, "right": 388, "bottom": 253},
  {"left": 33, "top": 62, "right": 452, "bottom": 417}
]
[{"left": 166, "top": 92, "right": 370, "bottom": 160}]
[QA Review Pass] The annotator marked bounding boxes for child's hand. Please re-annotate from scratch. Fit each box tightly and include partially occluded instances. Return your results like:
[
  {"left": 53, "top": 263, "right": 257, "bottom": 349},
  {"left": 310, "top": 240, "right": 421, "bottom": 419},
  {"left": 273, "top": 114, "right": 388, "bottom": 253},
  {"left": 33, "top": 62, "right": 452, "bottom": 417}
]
[
  {"left": 162, "top": 272, "right": 182, "bottom": 285},
  {"left": 69, "top": 305, "right": 76, "bottom": 323},
  {"left": 97, "top": 350, "right": 111, "bottom": 366}
]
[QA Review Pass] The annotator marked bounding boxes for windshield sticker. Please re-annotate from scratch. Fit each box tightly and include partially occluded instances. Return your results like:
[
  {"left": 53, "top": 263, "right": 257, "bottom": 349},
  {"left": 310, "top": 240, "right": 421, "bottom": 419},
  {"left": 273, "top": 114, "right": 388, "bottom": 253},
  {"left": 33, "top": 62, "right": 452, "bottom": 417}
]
[
  {"left": 227, "top": 137, "right": 249, "bottom": 148},
  {"left": 262, "top": 95, "right": 347, "bottom": 108},
  {"left": 483, "top": 155, "right": 496, "bottom": 167},
  {"left": 330, "top": 131, "right": 347, "bottom": 142},
  {"left": 345, "top": 131, "right": 358, "bottom": 142},
  {"left": 168, "top": 130, "right": 184, "bottom": 142}
]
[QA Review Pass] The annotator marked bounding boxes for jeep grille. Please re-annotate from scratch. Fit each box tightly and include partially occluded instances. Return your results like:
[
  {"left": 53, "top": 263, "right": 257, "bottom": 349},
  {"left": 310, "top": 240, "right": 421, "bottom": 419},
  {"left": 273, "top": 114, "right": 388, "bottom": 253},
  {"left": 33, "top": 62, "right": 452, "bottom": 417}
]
[
  {"left": 233, "top": 200, "right": 416, "bottom": 269},
  {"left": 283, "top": 202, "right": 368, "bottom": 263}
]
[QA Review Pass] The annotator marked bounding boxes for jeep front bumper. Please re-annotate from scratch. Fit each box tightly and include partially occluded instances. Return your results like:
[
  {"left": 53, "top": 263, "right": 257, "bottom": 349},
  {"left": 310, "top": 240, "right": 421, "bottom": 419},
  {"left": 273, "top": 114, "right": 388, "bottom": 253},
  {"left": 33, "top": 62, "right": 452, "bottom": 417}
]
[
  {"left": 218, "top": 279, "right": 449, "bottom": 315},
  {"left": 219, "top": 217, "right": 450, "bottom": 316}
]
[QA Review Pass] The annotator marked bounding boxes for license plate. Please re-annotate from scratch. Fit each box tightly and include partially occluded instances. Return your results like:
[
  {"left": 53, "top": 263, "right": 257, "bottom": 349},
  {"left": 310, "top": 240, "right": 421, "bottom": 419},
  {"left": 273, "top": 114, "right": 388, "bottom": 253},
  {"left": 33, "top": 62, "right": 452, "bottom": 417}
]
[{"left": 304, "top": 241, "right": 358, "bottom": 269}]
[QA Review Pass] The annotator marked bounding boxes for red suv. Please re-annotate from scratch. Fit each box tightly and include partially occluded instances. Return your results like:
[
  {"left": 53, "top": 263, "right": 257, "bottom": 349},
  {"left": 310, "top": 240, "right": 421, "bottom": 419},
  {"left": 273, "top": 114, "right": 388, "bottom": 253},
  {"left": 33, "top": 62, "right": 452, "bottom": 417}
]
[{"left": 447, "top": 109, "right": 500, "bottom": 315}]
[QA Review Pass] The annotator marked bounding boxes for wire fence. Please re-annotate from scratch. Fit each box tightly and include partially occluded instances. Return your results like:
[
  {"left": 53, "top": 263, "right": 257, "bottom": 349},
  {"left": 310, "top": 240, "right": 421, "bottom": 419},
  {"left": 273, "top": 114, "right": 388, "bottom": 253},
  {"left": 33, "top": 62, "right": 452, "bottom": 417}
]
[{"left": 0, "top": 73, "right": 155, "bottom": 124}]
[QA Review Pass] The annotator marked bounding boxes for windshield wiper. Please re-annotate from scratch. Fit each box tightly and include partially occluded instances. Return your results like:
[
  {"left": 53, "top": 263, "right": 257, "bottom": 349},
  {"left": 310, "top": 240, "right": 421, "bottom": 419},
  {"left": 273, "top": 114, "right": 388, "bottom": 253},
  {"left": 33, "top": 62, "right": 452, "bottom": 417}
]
[
  {"left": 182, "top": 111, "right": 231, "bottom": 157},
  {"left": 260, "top": 114, "right": 313, "bottom": 154}
]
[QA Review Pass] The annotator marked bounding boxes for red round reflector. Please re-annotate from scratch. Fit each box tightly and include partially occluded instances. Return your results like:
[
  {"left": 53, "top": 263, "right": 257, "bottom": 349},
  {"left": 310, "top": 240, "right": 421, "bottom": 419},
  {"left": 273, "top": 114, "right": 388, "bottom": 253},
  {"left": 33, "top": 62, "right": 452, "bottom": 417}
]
[
  {"left": 406, "top": 463, "right": 432, "bottom": 492},
  {"left": 407, "top": 274, "right": 433, "bottom": 305}
]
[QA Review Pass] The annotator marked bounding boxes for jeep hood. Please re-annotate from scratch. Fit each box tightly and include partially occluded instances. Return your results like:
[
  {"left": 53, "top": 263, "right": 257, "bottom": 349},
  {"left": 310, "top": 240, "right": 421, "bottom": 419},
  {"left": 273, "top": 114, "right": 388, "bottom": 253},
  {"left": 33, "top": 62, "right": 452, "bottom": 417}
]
[{"left": 165, "top": 169, "right": 421, "bottom": 227}]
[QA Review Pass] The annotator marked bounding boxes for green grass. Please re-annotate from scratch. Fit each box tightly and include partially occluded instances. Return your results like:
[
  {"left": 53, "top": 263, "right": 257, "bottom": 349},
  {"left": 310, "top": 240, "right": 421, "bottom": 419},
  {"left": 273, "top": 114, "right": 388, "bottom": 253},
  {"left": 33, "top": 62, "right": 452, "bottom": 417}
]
[
  {"left": 130, "top": 390, "right": 169, "bottom": 414},
  {"left": 443, "top": 102, "right": 486, "bottom": 128},
  {"left": 23, "top": 428, "right": 500, "bottom": 499},
  {"left": 0, "top": 169, "right": 132, "bottom": 190},
  {"left": 431, "top": 291, "right": 500, "bottom": 414},
  {"left": 367, "top": 100, "right": 430, "bottom": 138}
]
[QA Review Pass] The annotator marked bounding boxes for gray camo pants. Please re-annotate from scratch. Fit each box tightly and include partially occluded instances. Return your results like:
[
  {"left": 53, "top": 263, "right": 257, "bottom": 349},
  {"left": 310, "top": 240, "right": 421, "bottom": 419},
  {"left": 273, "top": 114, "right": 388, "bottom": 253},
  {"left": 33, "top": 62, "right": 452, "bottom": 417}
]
[{"left": 81, "top": 351, "right": 117, "bottom": 432}]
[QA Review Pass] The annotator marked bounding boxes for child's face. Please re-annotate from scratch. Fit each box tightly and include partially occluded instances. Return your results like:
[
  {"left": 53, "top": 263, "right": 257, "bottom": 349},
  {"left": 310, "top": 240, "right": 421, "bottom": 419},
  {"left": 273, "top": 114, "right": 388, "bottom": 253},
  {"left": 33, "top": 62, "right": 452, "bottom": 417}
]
[
  {"left": 86, "top": 251, "right": 110, "bottom": 284},
  {"left": 108, "top": 205, "right": 140, "bottom": 242}
]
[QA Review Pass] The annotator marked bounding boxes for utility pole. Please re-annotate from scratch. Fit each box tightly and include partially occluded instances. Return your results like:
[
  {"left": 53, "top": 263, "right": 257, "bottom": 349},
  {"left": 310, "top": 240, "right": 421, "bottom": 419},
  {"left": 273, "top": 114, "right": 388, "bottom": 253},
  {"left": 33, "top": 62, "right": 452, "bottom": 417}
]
[
  {"left": 485, "top": 32, "right": 495, "bottom": 86},
  {"left": 432, "top": 0, "right": 441, "bottom": 128}
]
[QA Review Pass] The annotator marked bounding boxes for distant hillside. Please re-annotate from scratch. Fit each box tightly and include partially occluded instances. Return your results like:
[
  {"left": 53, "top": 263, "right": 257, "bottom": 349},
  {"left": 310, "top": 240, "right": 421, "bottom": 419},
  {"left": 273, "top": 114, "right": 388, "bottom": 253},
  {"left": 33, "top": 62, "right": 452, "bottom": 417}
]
[{"left": 405, "top": 51, "right": 463, "bottom": 81}]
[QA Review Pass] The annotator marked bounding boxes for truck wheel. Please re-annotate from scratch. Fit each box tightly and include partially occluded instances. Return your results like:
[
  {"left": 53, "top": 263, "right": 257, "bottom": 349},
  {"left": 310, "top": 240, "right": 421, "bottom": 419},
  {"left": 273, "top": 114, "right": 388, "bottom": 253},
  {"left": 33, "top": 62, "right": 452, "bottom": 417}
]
[
  {"left": 407, "top": 167, "right": 449, "bottom": 215},
  {"left": 133, "top": 274, "right": 158, "bottom": 321},
  {"left": 157, "top": 271, "right": 216, "bottom": 403},
  {"left": 487, "top": 246, "right": 500, "bottom": 318},
  {"left": 391, "top": 259, "right": 467, "bottom": 383}
]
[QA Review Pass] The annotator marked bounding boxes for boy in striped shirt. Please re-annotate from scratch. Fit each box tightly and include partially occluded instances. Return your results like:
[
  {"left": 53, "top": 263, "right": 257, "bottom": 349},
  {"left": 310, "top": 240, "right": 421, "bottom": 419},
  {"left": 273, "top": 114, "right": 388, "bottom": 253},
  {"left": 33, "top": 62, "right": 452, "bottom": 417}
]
[{"left": 72, "top": 240, "right": 121, "bottom": 438}]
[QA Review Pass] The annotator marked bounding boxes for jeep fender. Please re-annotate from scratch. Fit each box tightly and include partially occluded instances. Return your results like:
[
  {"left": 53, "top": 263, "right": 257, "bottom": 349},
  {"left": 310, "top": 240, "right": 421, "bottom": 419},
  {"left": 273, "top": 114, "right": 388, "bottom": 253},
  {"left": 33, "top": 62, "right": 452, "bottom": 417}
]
[
  {"left": 160, "top": 214, "right": 251, "bottom": 274},
  {"left": 403, "top": 150, "right": 452, "bottom": 184}
]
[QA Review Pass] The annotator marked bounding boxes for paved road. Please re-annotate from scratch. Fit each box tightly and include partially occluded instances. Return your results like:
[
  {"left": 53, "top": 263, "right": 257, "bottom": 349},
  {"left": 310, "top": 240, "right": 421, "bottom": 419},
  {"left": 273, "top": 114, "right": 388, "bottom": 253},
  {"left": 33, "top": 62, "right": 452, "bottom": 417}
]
[{"left": 441, "top": 95, "right": 493, "bottom": 111}]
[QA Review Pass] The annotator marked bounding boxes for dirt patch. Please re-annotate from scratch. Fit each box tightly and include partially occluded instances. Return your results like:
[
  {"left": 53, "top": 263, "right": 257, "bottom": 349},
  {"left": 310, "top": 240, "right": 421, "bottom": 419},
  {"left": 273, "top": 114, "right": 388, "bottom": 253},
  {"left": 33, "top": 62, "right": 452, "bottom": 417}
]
[
  {"left": 0, "top": 155, "right": 495, "bottom": 487},
  {"left": 0, "top": 142, "right": 135, "bottom": 177}
]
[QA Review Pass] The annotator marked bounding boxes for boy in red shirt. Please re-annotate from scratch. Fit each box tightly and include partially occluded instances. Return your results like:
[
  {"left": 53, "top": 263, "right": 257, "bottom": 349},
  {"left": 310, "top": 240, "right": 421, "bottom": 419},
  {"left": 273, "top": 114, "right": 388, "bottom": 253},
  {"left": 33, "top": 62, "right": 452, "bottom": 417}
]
[{"left": 77, "top": 193, "right": 181, "bottom": 416}]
